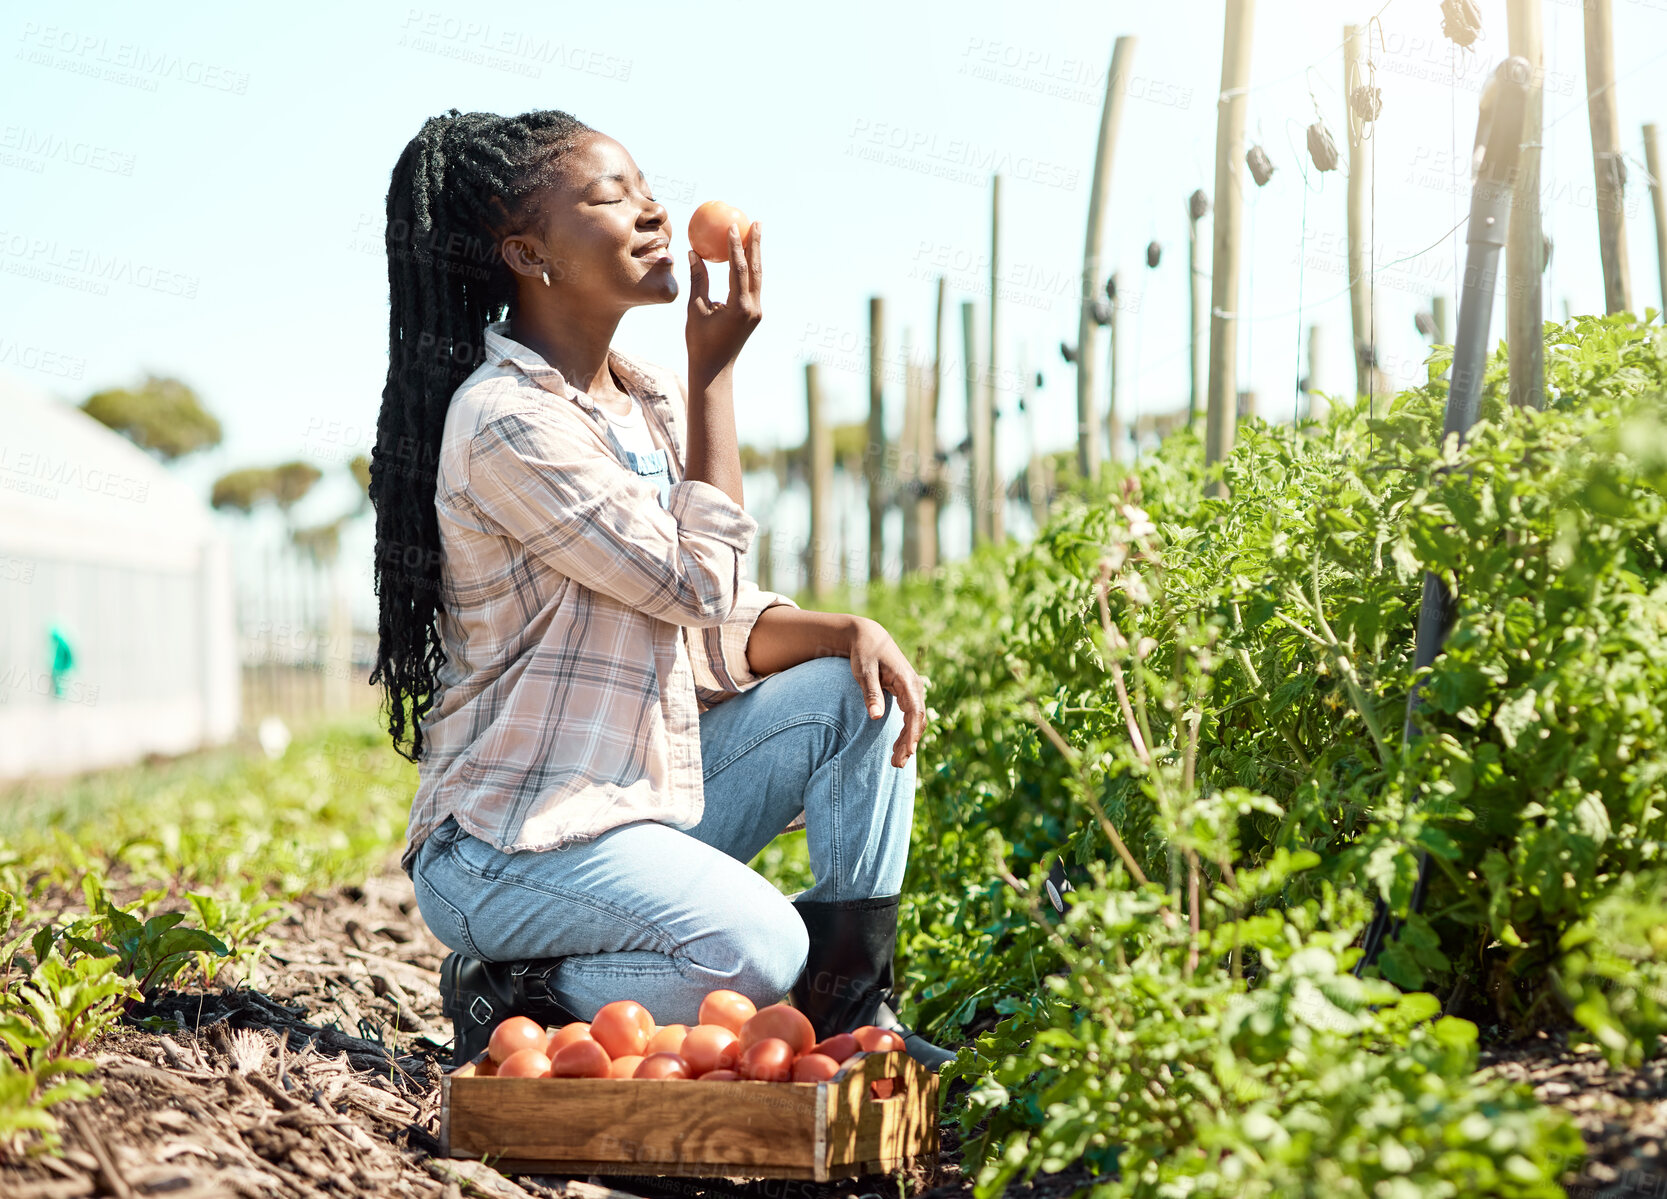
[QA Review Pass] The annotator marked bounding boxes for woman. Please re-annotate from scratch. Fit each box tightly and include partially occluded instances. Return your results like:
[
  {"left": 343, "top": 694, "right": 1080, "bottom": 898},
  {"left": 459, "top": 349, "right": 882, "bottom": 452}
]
[{"left": 368, "top": 109, "right": 954, "bottom": 1070}]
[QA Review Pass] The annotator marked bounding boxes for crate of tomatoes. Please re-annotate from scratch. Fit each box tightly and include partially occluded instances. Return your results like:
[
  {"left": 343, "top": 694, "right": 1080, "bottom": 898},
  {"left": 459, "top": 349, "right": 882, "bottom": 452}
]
[{"left": 440, "top": 988, "right": 940, "bottom": 1181}]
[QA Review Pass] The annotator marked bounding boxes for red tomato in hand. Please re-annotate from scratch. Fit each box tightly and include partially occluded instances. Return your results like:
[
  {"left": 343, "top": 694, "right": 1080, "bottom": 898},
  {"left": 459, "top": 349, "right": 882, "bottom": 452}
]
[
  {"left": 545, "top": 1021, "right": 594, "bottom": 1057},
  {"left": 551, "top": 1039, "right": 612, "bottom": 1078},
  {"left": 791, "top": 1052, "right": 842, "bottom": 1082},
  {"left": 739, "top": 1037, "right": 795, "bottom": 1082},
  {"left": 497, "top": 1048, "right": 552, "bottom": 1078},
  {"left": 739, "top": 1004, "right": 816, "bottom": 1056},
  {"left": 811, "top": 1033, "right": 859, "bottom": 1062},
  {"left": 687, "top": 200, "right": 753, "bottom": 263},
  {"left": 609, "top": 1054, "right": 645, "bottom": 1079},
  {"left": 698, "top": 990, "right": 757, "bottom": 1035},
  {"left": 634, "top": 1052, "right": 693, "bottom": 1080},
  {"left": 680, "top": 1024, "right": 742, "bottom": 1075},
  {"left": 488, "top": 1016, "right": 546, "bottom": 1064},
  {"left": 645, "top": 1023, "right": 688, "bottom": 1056}
]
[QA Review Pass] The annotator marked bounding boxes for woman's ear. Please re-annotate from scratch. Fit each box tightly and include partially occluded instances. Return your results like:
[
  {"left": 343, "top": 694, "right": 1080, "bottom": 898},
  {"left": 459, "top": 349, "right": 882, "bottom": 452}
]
[{"left": 499, "top": 233, "right": 549, "bottom": 283}]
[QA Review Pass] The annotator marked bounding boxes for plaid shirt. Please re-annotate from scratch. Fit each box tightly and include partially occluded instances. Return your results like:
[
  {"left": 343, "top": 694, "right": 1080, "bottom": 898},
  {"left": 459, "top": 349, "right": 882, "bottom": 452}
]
[{"left": 400, "top": 320, "right": 797, "bottom": 872}]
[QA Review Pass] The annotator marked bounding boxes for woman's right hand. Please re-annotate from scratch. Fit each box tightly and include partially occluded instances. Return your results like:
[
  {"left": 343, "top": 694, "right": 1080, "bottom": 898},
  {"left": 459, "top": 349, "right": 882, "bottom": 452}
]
[{"left": 685, "top": 221, "right": 762, "bottom": 385}]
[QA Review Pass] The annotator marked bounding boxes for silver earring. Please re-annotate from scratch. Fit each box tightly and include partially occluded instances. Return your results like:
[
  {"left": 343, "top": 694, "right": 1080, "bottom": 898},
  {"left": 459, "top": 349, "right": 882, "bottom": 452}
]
[{"left": 541, "top": 269, "right": 551, "bottom": 287}]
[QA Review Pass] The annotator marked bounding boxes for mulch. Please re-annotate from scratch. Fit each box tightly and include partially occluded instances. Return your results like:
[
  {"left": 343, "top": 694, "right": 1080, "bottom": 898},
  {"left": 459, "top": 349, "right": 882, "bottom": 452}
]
[{"left": 0, "top": 865, "right": 1658, "bottom": 1198}]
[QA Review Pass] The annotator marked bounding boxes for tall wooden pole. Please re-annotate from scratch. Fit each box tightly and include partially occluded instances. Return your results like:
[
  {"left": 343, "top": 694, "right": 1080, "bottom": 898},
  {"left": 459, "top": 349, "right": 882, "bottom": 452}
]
[
  {"left": 866, "top": 297, "right": 886, "bottom": 583},
  {"left": 1205, "top": 3, "right": 1252, "bottom": 477},
  {"left": 987, "top": 173, "right": 1004, "bottom": 543},
  {"left": 1507, "top": 1, "right": 1545, "bottom": 408},
  {"left": 1584, "top": 0, "right": 1632, "bottom": 314},
  {"left": 1305, "top": 323, "right": 1326, "bottom": 422},
  {"left": 1345, "top": 23, "right": 1373, "bottom": 400},
  {"left": 923, "top": 277, "right": 945, "bottom": 571},
  {"left": 900, "top": 328, "right": 921, "bottom": 575},
  {"left": 1433, "top": 294, "right": 1450, "bottom": 345},
  {"left": 1076, "top": 35, "right": 1137, "bottom": 482},
  {"left": 961, "top": 300, "right": 985, "bottom": 550},
  {"left": 1645, "top": 123, "right": 1667, "bottom": 315},
  {"left": 805, "top": 363, "right": 832, "bottom": 599},
  {"left": 1021, "top": 347, "right": 1049, "bottom": 531},
  {"left": 1106, "top": 273, "right": 1123, "bottom": 464},
  {"left": 1187, "top": 190, "right": 1209, "bottom": 427}
]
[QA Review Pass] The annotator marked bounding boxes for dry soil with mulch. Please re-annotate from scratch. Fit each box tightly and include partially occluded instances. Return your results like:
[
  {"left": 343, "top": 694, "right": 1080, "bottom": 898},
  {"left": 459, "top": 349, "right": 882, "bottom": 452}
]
[{"left": 0, "top": 865, "right": 1660, "bottom": 1198}]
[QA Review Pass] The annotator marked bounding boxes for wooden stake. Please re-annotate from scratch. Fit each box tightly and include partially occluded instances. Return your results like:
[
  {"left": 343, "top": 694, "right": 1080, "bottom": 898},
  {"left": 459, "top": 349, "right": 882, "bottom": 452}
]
[
  {"left": 1345, "top": 23, "right": 1373, "bottom": 401},
  {"left": 1305, "top": 323, "right": 1326, "bottom": 422},
  {"left": 923, "top": 277, "right": 945, "bottom": 571},
  {"left": 1433, "top": 294, "right": 1450, "bottom": 345},
  {"left": 1507, "top": 1, "right": 1545, "bottom": 408},
  {"left": 988, "top": 173, "right": 1004, "bottom": 544},
  {"left": 900, "top": 327, "right": 921, "bottom": 574},
  {"left": 1106, "top": 272, "right": 1123, "bottom": 464},
  {"left": 805, "top": 362, "right": 832, "bottom": 599},
  {"left": 866, "top": 297, "right": 886, "bottom": 583},
  {"left": 1188, "top": 192, "right": 1209, "bottom": 427},
  {"left": 961, "top": 301, "right": 985, "bottom": 549},
  {"left": 1584, "top": 0, "right": 1633, "bottom": 314},
  {"left": 1645, "top": 122, "right": 1667, "bottom": 315},
  {"left": 1020, "top": 346, "right": 1049, "bottom": 531},
  {"left": 1076, "top": 35, "right": 1137, "bottom": 482},
  {"left": 1205, "top": 3, "right": 1252, "bottom": 479}
]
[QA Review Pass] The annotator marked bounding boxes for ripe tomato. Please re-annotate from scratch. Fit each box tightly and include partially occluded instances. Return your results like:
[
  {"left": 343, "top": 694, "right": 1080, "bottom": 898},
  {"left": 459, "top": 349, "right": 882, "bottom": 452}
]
[
  {"left": 645, "top": 1023, "right": 688, "bottom": 1056},
  {"left": 497, "top": 1048, "right": 552, "bottom": 1078},
  {"left": 473, "top": 1059, "right": 498, "bottom": 1077},
  {"left": 545, "top": 1021, "right": 593, "bottom": 1057},
  {"left": 488, "top": 1016, "right": 546, "bottom": 1064},
  {"left": 853, "top": 1025, "right": 906, "bottom": 1053},
  {"left": 680, "top": 1024, "right": 742, "bottom": 1075},
  {"left": 739, "top": 1004, "right": 815, "bottom": 1056},
  {"left": 697, "top": 1069, "right": 741, "bottom": 1081},
  {"left": 790, "top": 1052, "right": 842, "bottom": 1082},
  {"left": 550, "top": 1038, "right": 612, "bottom": 1078},
  {"left": 811, "top": 1033, "right": 859, "bottom": 1062},
  {"left": 634, "top": 1052, "right": 693, "bottom": 1080},
  {"left": 590, "top": 1001, "right": 655, "bottom": 1059},
  {"left": 739, "top": 1037, "right": 795, "bottom": 1082},
  {"left": 698, "top": 990, "right": 757, "bottom": 1035},
  {"left": 687, "top": 200, "right": 753, "bottom": 263},
  {"left": 609, "top": 1054, "right": 645, "bottom": 1079}
]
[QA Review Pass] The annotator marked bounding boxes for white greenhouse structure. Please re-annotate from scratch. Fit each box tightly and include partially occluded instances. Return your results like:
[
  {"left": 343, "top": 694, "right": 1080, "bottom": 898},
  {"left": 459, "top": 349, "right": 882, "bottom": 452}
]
[{"left": 0, "top": 374, "right": 239, "bottom": 780}]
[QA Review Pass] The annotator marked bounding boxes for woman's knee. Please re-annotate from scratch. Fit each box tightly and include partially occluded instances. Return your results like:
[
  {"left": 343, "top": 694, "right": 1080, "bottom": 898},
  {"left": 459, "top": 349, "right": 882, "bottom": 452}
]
[{"left": 706, "top": 896, "right": 809, "bottom": 1006}]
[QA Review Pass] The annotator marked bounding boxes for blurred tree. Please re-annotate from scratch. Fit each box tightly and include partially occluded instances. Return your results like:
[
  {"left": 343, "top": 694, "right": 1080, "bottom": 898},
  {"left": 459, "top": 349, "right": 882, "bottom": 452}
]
[
  {"left": 210, "top": 461, "right": 322, "bottom": 514},
  {"left": 81, "top": 375, "right": 222, "bottom": 461}
]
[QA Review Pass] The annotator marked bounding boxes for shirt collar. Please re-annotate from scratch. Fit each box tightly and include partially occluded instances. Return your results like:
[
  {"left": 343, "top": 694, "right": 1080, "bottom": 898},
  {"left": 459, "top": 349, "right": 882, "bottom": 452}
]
[{"left": 482, "top": 319, "right": 666, "bottom": 417}]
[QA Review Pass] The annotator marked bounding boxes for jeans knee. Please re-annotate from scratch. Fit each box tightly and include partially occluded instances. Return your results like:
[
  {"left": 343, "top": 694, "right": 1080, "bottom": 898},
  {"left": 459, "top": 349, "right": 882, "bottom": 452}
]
[{"left": 728, "top": 901, "right": 809, "bottom": 1005}]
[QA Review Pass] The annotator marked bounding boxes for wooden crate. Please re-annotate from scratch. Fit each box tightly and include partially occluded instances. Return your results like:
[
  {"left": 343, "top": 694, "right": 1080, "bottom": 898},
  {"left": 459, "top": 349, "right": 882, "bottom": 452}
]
[{"left": 441, "top": 1050, "right": 939, "bottom": 1182}]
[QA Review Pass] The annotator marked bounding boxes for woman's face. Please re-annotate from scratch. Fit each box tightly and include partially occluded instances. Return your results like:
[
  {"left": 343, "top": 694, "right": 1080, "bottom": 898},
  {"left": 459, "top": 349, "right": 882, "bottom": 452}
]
[{"left": 506, "top": 132, "right": 678, "bottom": 311}]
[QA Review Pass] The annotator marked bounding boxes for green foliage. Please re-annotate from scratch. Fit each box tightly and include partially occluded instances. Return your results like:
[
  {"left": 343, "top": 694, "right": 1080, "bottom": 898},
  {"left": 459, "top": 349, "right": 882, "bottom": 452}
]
[
  {"left": 845, "top": 314, "right": 1667, "bottom": 1193},
  {"left": 209, "top": 460, "right": 323, "bottom": 514},
  {"left": 80, "top": 375, "right": 221, "bottom": 461}
]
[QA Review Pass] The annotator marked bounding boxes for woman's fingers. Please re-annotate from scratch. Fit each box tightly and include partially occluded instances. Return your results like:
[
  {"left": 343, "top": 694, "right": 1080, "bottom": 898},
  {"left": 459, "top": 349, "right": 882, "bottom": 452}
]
[
  {"left": 725, "top": 222, "right": 750, "bottom": 303},
  {"left": 852, "top": 655, "right": 885, "bottom": 720},
  {"left": 889, "top": 672, "right": 926, "bottom": 766},
  {"left": 687, "top": 250, "right": 710, "bottom": 312},
  {"left": 745, "top": 220, "right": 762, "bottom": 304}
]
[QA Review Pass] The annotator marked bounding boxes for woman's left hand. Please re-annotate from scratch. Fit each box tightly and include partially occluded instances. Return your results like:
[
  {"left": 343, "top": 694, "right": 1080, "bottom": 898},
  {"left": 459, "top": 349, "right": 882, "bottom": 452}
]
[{"left": 846, "top": 617, "right": 926, "bottom": 767}]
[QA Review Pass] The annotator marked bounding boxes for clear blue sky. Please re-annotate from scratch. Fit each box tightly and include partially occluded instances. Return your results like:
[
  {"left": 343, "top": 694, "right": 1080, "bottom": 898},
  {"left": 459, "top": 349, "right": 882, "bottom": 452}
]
[{"left": 3, "top": 0, "right": 1664, "bottom": 579}]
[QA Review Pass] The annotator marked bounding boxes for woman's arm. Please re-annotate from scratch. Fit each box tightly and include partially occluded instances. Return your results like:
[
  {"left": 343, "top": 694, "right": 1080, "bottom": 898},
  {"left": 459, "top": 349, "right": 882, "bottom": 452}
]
[{"left": 744, "top": 606, "right": 926, "bottom": 767}]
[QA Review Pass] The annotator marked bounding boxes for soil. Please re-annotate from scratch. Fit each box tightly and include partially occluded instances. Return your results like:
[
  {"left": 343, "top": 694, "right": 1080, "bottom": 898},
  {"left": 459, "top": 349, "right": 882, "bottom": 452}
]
[{"left": 0, "top": 865, "right": 1658, "bottom": 1198}]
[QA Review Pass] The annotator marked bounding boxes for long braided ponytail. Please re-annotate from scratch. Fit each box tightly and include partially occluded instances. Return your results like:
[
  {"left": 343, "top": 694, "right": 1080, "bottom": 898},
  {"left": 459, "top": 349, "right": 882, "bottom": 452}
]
[{"left": 370, "top": 108, "right": 592, "bottom": 761}]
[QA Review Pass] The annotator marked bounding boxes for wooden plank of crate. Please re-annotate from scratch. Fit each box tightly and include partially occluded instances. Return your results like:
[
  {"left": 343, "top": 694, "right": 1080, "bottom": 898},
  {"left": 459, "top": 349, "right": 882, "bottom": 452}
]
[
  {"left": 823, "top": 1053, "right": 939, "bottom": 1176},
  {"left": 448, "top": 1076, "right": 820, "bottom": 1173}
]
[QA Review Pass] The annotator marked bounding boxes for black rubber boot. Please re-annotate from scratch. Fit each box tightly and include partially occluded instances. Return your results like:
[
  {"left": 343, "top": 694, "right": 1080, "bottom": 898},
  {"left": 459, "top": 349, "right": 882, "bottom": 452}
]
[
  {"left": 789, "top": 895, "right": 958, "bottom": 1070},
  {"left": 438, "top": 952, "right": 582, "bottom": 1070}
]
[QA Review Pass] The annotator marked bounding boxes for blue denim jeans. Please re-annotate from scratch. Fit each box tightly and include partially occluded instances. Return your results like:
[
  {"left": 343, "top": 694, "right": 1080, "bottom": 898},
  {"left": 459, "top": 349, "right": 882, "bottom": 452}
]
[{"left": 410, "top": 655, "right": 915, "bottom": 1026}]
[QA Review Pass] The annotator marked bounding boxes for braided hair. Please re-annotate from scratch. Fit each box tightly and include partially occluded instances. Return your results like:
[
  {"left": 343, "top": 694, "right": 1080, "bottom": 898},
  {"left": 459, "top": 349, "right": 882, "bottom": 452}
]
[{"left": 370, "top": 108, "right": 592, "bottom": 762}]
